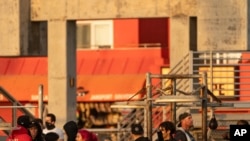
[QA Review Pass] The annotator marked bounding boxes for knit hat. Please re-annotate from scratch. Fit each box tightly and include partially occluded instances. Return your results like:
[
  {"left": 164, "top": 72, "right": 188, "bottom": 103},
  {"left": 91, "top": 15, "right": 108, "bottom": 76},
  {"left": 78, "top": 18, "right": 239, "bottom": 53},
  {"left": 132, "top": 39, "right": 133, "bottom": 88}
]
[
  {"left": 177, "top": 112, "right": 191, "bottom": 127},
  {"left": 17, "top": 115, "right": 31, "bottom": 128},
  {"left": 131, "top": 124, "right": 144, "bottom": 135}
]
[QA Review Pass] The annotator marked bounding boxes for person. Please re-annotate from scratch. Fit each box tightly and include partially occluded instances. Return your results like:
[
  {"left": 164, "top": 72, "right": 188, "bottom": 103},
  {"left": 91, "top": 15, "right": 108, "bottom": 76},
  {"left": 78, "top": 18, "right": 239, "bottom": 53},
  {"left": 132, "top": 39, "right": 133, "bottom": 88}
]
[
  {"left": 237, "top": 119, "right": 249, "bottom": 125},
  {"left": 76, "top": 129, "right": 98, "bottom": 141},
  {"left": 29, "top": 119, "right": 45, "bottom": 141},
  {"left": 43, "top": 113, "right": 64, "bottom": 141},
  {"left": 44, "top": 132, "right": 59, "bottom": 141},
  {"left": 131, "top": 123, "right": 149, "bottom": 141},
  {"left": 157, "top": 121, "right": 176, "bottom": 141},
  {"left": 6, "top": 115, "right": 32, "bottom": 141},
  {"left": 174, "top": 112, "right": 195, "bottom": 141},
  {"left": 63, "top": 120, "right": 78, "bottom": 141},
  {"left": 35, "top": 118, "right": 45, "bottom": 129},
  {"left": 222, "top": 119, "right": 249, "bottom": 140}
]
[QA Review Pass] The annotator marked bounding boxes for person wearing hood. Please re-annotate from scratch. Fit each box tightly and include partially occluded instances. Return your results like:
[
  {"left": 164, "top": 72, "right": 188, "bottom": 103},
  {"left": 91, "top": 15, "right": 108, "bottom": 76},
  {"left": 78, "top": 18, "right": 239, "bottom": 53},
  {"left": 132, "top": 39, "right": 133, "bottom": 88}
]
[
  {"left": 63, "top": 121, "right": 78, "bottom": 141},
  {"left": 6, "top": 115, "right": 32, "bottom": 141}
]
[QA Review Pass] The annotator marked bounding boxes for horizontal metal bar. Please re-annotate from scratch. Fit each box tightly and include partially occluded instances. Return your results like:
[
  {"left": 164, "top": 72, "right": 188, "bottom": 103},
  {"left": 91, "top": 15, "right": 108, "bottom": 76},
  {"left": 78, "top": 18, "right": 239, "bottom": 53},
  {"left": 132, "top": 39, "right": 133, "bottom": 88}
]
[
  {"left": 155, "top": 95, "right": 201, "bottom": 103},
  {"left": 150, "top": 74, "right": 201, "bottom": 79},
  {"left": 0, "top": 106, "right": 37, "bottom": 108}
]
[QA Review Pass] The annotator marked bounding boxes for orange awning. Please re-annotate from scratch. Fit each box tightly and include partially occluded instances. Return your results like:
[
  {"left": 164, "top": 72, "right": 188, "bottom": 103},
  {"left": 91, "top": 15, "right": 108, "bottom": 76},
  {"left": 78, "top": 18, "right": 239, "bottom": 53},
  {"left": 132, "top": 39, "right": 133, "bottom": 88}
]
[
  {"left": 0, "top": 74, "right": 145, "bottom": 102},
  {"left": 77, "top": 74, "right": 145, "bottom": 102}
]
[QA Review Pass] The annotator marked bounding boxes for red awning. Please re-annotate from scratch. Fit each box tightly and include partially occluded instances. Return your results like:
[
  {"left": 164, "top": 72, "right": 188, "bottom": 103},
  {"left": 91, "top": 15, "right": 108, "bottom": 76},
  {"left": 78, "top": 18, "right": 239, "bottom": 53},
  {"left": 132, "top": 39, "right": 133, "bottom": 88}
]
[
  {"left": 0, "top": 75, "right": 145, "bottom": 102},
  {"left": 0, "top": 48, "right": 166, "bottom": 102}
]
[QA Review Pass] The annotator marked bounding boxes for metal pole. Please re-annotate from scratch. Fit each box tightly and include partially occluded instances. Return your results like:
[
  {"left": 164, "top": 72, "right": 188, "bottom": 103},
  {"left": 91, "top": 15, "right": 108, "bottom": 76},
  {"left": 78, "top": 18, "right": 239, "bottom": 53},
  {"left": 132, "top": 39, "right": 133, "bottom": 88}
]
[
  {"left": 117, "top": 121, "right": 121, "bottom": 141},
  {"left": 146, "top": 72, "right": 152, "bottom": 140},
  {"left": 209, "top": 50, "right": 214, "bottom": 117},
  {"left": 202, "top": 72, "right": 208, "bottom": 141},
  {"left": 171, "top": 79, "right": 177, "bottom": 124},
  {"left": 12, "top": 102, "right": 17, "bottom": 127},
  {"left": 38, "top": 84, "right": 44, "bottom": 120}
]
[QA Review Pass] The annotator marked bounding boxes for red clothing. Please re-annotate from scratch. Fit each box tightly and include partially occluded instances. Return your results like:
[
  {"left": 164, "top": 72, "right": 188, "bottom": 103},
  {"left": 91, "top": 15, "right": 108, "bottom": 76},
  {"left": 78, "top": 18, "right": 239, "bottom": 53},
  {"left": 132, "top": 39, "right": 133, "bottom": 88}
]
[
  {"left": 6, "top": 125, "right": 32, "bottom": 141},
  {"left": 78, "top": 129, "right": 98, "bottom": 141}
]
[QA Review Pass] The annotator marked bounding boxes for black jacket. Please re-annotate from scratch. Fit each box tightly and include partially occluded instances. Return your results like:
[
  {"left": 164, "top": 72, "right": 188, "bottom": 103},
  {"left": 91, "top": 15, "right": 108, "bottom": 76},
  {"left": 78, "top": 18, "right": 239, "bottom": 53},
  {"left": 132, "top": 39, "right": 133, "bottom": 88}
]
[{"left": 135, "top": 136, "right": 150, "bottom": 141}]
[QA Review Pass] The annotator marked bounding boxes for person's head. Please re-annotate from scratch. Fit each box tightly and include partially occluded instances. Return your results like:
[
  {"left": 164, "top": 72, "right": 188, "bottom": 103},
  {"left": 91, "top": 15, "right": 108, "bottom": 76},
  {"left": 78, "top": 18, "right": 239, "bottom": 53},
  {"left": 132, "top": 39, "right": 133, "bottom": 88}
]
[
  {"left": 45, "top": 132, "right": 59, "bottom": 141},
  {"left": 159, "top": 121, "right": 176, "bottom": 140},
  {"left": 131, "top": 123, "right": 144, "bottom": 140},
  {"left": 29, "top": 120, "right": 43, "bottom": 140},
  {"left": 178, "top": 112, "right": 193, "bottom": 130},
  {"left": 35, "top": 118, "right": 44, "bottom": 129},
  {"left": 63, "top": 121, "right": 78, "bottom": 141},
  {"left": 76, "top": 130, "right": 98, "bottom": 141},
  {"left": 237, "top": 120, "right": 249, "bottom": 125},
  {"left": 45, "top": 113, "right": 56, "bottom": 130},
  {"left": 17, "top": 115, "right": 31, "bottom": 129}
]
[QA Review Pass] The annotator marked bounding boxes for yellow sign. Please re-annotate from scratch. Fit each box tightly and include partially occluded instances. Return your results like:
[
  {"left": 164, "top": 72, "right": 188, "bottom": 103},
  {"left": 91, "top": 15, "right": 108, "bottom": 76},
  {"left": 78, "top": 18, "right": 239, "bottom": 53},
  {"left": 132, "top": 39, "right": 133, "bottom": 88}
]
[{"left": 199, "top": 67, "right": 235, "bottom": 96}]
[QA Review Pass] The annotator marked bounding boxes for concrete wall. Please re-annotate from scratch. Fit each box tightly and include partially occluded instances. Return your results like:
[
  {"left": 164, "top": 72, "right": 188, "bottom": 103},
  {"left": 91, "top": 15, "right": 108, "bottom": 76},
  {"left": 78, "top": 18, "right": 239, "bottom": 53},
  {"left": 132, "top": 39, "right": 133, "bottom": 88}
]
[
  {"left": 169, "top": 0, "right": 248, "bottom": 67},
  {"left": 198, "top": 0, "right": 248, "bottom": 51},
  {"left": 31, "top": 0, "right": 171, "bottom": 20}
]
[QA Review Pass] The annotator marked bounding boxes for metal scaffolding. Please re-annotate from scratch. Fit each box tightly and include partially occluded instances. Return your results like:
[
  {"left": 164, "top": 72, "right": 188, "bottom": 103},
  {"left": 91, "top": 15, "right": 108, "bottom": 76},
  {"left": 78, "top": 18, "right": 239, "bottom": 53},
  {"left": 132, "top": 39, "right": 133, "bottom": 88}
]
[{"left": 111, "top": 72, "right": 209, "bottom": 141}]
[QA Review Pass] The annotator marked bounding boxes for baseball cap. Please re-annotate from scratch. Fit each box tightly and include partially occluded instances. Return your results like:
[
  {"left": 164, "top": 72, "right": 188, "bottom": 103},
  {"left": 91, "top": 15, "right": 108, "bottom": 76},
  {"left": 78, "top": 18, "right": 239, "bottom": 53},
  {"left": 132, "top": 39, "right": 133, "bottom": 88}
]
[
  {"left": 131, "top": 124, "right": 144, "bottom": 135},
  {"left": 17, "top": 115, "right": 31, "bottom": 128},
  {"left": 177, "top": 112, "right": 191, "bottom": 127}
]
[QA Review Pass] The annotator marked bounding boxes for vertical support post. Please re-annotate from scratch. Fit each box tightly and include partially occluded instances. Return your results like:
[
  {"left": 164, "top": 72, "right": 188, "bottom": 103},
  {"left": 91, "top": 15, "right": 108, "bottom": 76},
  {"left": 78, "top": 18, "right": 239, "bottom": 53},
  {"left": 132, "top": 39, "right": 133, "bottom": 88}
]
[
  {"left": 38, "top": 84, "right": 44, "bottom": 120},
  {"left": 143, "top": 108, "right": 147, "bottom": 137},
  {"left": 117, "top": 121, "right": 121, "bottom": 141},
  {"left": 146, "top": 73, "right": 152, "bottom": 140},
  {"left": 12, "top": 102, "right": 17, "bottom": 127},
  {"left": 202, "top": 72, "right": 208, "bottom": 141},
  {"left": 209, "top": 50, "right": 214, "bottom": 117},
  {"left": 171, "top": 79, "right": 177, "bottom": 124}
]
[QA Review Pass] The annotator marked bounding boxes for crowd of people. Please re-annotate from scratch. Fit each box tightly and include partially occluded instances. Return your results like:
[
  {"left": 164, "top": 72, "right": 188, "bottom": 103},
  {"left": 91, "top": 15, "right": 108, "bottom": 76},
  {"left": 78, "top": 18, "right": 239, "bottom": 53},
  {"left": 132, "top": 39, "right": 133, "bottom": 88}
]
[
  {"left": 131, "top": 112, "right": 195, "bottom": 141},
  {"left": 6, "top": 113, "right": 98, "bottom": 141},
  {"left": 5, "top": 111, "right": 248, "bottom": 141}
]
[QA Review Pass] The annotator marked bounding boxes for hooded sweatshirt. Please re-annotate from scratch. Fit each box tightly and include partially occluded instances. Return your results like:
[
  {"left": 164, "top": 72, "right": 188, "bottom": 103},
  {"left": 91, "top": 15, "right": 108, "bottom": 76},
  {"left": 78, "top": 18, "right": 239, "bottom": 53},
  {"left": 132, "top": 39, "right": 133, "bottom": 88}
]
[{"left": 6, "top": 125, "right": 32, "bottom": 141}]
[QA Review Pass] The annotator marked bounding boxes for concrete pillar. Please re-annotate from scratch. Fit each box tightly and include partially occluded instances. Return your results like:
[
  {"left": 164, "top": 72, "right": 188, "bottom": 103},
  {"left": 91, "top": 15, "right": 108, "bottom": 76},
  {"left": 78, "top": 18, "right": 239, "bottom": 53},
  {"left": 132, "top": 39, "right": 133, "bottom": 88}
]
[
  {"left": 169, "top": 16, "right": 190, "bottom": 68},
  {"left": 47, "top": 20, "right": 76, "bottom": 128},
  {"left": 0, "top": 0, "right": 30, "bottom": 56}
]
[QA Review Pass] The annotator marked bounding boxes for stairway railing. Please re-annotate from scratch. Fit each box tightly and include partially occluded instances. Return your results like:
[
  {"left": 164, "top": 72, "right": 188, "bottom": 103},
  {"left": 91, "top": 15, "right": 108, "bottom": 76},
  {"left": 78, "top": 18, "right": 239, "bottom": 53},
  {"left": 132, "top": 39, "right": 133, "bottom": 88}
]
[{"left": 0, "top": 86, "right": 35, "bottom": 134}]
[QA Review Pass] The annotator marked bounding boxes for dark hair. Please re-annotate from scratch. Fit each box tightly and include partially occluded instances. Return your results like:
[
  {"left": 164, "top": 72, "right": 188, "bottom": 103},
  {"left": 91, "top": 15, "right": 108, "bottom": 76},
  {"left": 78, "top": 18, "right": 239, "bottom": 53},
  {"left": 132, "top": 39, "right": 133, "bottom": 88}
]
[
  {"left": 35, "top": 118, "right": 43, "bottom": 125},
  {"left": 45, "top": 132, "right": 59, "bottom": 141},
  {"left": 159, "top": 121, "right": 176, "bottom": 135},
  {"left": 237, "top": 120, "right": 249, "bottom": 125},
  {"left": 29, "top": 120, "right": 44, "bottom": 141},
  {"left": 47, "top": 113, "right": 56, "bottom": 122},
  {"left": 63, "top": 121, "right": 78, "bottom": 141}
]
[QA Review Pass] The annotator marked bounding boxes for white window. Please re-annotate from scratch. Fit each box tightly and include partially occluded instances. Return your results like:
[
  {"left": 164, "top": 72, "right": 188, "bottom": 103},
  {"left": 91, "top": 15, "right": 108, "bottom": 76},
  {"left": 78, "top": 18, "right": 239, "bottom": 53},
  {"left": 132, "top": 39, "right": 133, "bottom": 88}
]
[{"left": 76, "top": 20, "right": 113, "bottom": 49}]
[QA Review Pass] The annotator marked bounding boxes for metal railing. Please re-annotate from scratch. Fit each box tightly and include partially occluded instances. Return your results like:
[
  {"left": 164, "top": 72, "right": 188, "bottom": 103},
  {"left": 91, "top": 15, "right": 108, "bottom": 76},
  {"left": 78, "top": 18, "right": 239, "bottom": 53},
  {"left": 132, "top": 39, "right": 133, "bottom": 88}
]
[{"left": 0, "top": 86, "right": 38, "bottom": 134}]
